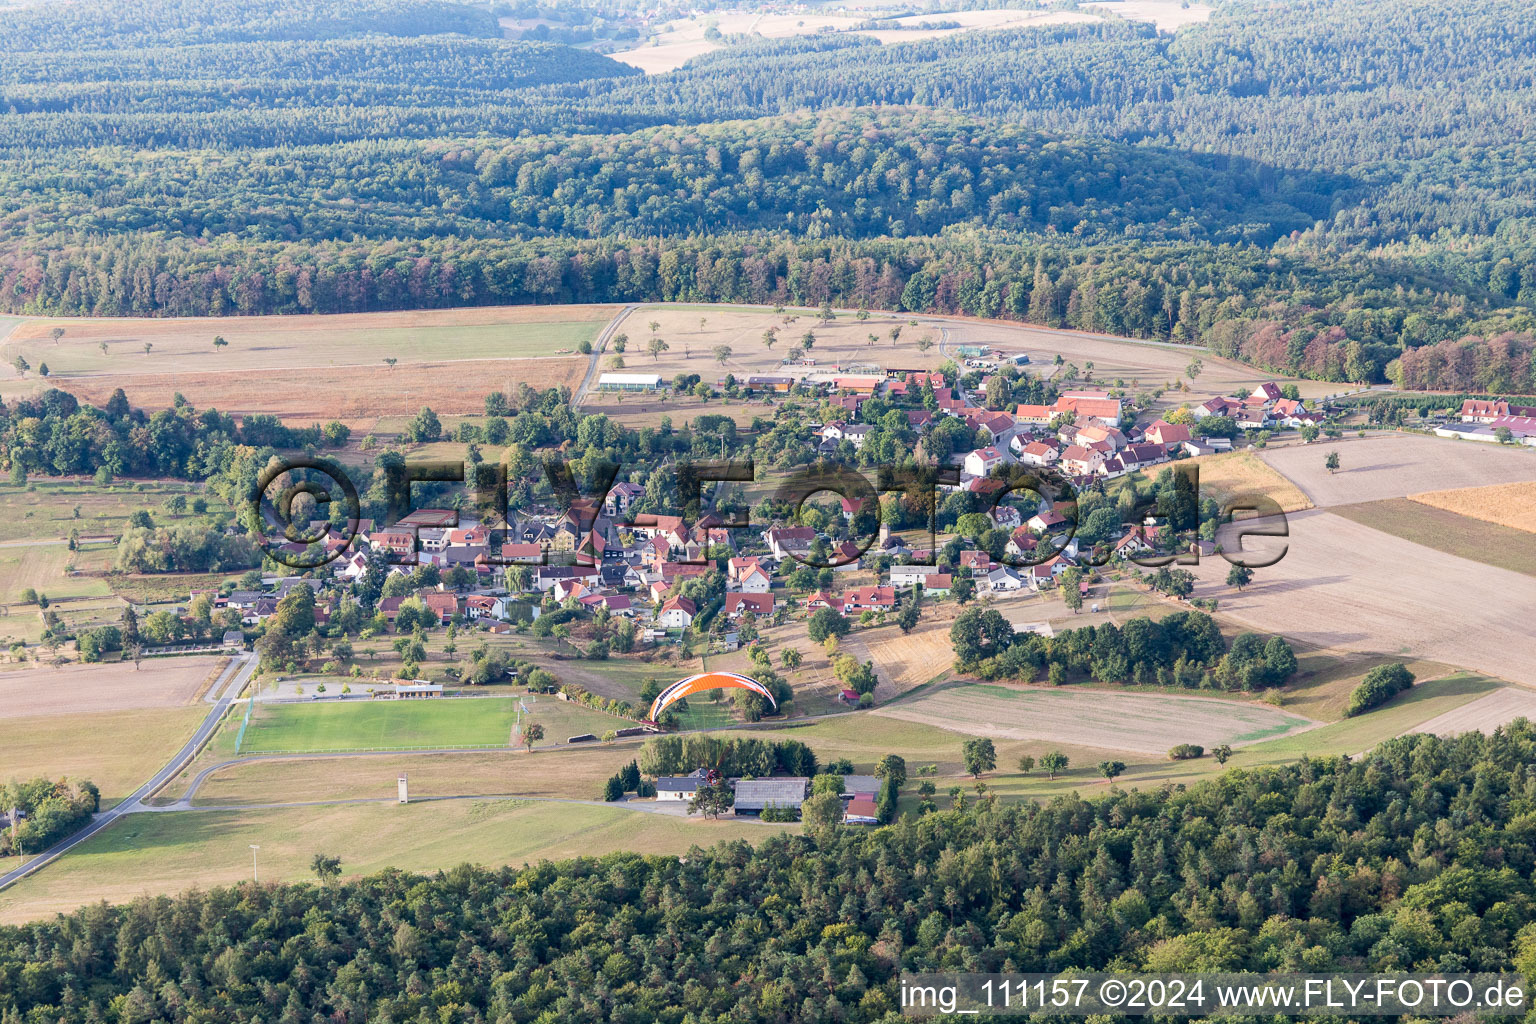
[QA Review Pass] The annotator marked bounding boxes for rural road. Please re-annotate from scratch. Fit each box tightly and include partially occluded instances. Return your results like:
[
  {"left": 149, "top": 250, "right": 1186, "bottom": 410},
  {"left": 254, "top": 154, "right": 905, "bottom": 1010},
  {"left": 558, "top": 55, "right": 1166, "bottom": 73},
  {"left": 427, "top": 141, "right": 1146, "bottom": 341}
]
[
  {"left": 0, "top": 653, "right": 257, "bottom": 892},
  {"left": 572, "top": 302, "right": 639, "bottom": 411}
]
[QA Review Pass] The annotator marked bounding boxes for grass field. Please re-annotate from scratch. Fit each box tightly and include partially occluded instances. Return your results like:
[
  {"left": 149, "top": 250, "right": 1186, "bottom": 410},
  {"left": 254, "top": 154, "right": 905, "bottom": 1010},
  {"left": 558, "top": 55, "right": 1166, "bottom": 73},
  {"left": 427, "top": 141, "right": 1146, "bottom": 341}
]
[
  {"left": 239, "top": 696, "right": 628, "bottom": 753},
  {"left": 190, "top": 742, "right": 645, "bottom": 806},
  {"left": 1329, "top": 498, "right": 1536, "bottom": 579},
  {"left": 0, "top": 799, "right": 791, "bottom": 924},
  {"left": 50, "top": 358, "right": 587, "bottom": 427},
  {"left": 0, "top": 478, "right": 201, "bottom": 543},
  {"left": 3, "top": 305, "right": 615, "bottom": 376},
  {"left": 1273, "top": 653, "right": 1462, "bottom": 722},
  {"left": 0, "top": 706, "right": 209, "bottom": 806},
  {"left": 1410, "top": 479, "right": 1536, "bottom": 533}
]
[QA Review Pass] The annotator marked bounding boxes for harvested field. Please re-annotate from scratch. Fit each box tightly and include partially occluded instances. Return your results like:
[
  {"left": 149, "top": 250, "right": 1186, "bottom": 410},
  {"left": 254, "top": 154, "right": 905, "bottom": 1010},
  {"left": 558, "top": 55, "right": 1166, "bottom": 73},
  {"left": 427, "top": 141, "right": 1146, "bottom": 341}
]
[
  {"left": 2, "top": 305, "right": 614, "bottom": 377},
  {"left": 1181, "top": 450, "right": 1312, "bottom": 513},
  {"left": 1410, "top": 480, "right": 1536, "bottom": 533},
  {"left": 1193, "top": 509, "right": 1536, "bottom": 688},
  {"left": 52, "top": 359, "right": 586, "bottom": 427},
  {"left": 0, "top": 656, "right": 223, "bottom": 718},
  {"left": 840, "top": 618, "right": 956, "bottom": 698},
  {"left": 1330, "top": 498, "right": 1536, "bottom": 579},
  {"left": 1415, "top": 687, "right": 1536, "bottom": 737},
  {"left": 871, "top": 683, "right": 1312, "bottom": 755},
  {"left": 1258, "top": 433, "right": 1536, "bottom": 508},
  {"left": 0, "top": 707, "right": 208, "bottom": 805}
]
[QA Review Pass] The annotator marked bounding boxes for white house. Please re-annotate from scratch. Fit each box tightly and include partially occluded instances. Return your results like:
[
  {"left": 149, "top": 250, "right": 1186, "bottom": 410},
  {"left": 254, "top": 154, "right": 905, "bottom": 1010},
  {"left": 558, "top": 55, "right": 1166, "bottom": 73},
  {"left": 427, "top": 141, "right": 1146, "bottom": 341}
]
[
  {"left": 737, "top": 563, "right": 772, "bottom": 594},
  {"left": 889, "top": 564, "right": 941, "bottom": 589},
  {"left": 962, "top": 446, "right": 1009, "bottom": 477},
  {"left": 657, "top": 596, "right": 696, "bottom": 628},
  {"left": 985, "top": 566, "right": 1025, "bottom": 592}
]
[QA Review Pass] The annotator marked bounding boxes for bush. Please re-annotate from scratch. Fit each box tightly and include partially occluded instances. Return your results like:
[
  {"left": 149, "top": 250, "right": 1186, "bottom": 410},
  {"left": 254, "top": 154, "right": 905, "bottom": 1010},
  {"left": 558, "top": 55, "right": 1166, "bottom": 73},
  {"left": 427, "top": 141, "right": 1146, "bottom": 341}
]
[
  {"left": 1347, "top": 663, "right": 1415, "bottom": 716},
  {"left": 760, "top": 804, "right": 799, "bottom": 822},
  {"left": 1167, "top": 744, "right": 1204, "bottom": 760},
  {"left": 602, "top": 775, "right": 625, "bottom": 802}
]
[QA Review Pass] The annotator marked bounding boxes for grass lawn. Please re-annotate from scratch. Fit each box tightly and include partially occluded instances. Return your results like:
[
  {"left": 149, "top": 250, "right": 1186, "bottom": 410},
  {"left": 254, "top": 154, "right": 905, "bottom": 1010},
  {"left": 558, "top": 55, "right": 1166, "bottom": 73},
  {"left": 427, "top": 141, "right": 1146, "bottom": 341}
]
[
  {"left": 0, "top": 798, "right": 791, "bottom": 925},
  {"left": 239, "top": 696, "right": 627, "bottom": 753},
  {"left": 0, "top": 706, "right": 209, "bottom": 806},
  {"left": 1331, "top": 498, "right": 1536, "bottom": 578},
  {"left": 668, "top": 695, "right": 739, "bottom": 730}
]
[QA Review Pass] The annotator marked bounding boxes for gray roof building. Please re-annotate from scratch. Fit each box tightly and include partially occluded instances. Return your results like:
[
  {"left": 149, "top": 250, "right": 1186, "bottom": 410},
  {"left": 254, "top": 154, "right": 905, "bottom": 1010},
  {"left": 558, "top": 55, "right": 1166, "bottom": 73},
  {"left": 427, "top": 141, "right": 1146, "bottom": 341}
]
[{"left": 734, "top": 777, "right": 809, "bottom": 813}]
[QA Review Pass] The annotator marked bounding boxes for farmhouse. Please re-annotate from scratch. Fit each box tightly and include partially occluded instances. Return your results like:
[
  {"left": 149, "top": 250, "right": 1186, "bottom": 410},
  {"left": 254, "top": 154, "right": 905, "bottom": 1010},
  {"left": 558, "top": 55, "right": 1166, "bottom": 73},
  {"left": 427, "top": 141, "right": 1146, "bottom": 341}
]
[
  {"left": 656, "top": 772, "right": 706, "bottom": 801},
  {"left": 597, "top": 372, "right": 663, "bottom": 391}
]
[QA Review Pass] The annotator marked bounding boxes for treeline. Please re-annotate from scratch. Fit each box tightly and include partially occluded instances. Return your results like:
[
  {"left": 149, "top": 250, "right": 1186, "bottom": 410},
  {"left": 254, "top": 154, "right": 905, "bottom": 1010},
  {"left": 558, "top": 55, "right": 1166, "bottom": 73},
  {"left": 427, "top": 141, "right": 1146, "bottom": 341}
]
[
  {"left": 0, "top": 777, "right": 99, "bottom": 857},
  {"left": 638, "top": 734, "right": 819, "bottom": 778},
  {"left": 5, "top": 725, "right": 1536, "bottom": 1019},
  {"left": 7, "top": 231, "right": 1526, "bottom": 387},
  {"left": 953, "top": 608, "right": 1299, "bottom": 691}
]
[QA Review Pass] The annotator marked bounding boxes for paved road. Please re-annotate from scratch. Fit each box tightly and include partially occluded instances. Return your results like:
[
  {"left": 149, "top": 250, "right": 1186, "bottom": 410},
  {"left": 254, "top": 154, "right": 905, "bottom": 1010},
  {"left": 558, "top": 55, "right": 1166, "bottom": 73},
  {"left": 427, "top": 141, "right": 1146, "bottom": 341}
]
[
  {"left": 572, "top": 303, "right": 639, "bottom": 411},
  {"left": 0, "top": 653, "right": 256, "bottom": 891}
]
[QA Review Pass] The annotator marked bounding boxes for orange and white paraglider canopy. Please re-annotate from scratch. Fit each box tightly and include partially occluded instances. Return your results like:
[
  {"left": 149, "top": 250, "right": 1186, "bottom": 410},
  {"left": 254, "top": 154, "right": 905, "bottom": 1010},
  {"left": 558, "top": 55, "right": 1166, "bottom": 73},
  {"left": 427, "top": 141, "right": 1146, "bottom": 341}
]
[{"left": 648, "top": 671, "right": 776, "bottom": 722}]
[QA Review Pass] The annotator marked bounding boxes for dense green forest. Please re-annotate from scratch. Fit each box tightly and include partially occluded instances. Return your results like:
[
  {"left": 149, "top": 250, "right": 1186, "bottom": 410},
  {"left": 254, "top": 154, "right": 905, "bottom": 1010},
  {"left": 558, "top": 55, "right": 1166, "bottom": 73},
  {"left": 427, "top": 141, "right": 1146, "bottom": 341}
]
[
  {"left": 5, "top": 725, "right": 1536, "bottom": 1021},
  {"left": 2, "top": 0, "right": 1536, "bottom": 386}
]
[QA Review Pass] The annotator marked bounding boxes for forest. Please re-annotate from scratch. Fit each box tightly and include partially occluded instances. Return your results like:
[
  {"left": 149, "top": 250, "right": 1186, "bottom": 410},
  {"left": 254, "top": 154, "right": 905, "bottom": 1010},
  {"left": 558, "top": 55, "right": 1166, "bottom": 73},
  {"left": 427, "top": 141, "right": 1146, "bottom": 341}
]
[
  {"left": 1, "top": 0, "right": 1535, "bottom": 387},
  {"left": 4, "top": 724, "right": 1536, "bottom": 1021}
]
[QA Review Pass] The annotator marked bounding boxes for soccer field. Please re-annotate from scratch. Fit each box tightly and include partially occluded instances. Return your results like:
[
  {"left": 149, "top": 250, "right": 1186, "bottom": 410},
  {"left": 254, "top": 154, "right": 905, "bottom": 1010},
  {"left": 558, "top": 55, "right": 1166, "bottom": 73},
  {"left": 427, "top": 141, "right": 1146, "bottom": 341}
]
[
  {"left": 239, "top": 696, "right": 626, "bottom": 753},
  {"left": 241, "top": 698, "right": 518, "bottom": 752}
]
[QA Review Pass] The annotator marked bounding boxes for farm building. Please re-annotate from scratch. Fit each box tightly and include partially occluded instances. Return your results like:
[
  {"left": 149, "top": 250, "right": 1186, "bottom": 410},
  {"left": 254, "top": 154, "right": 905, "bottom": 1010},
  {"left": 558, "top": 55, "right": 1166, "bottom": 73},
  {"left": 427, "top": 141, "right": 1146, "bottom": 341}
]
[
  {"left": 656, "top": 771, "right": 706, "bottom": 802},
  {"left": 598, "top": 372, "right": 664, "bottom": 391},
  {"left": 733, "top": 778, "right": 809, "bottom": 816},
  {"left": 843, "top": 797, "right": 880, "bottom": 825}
]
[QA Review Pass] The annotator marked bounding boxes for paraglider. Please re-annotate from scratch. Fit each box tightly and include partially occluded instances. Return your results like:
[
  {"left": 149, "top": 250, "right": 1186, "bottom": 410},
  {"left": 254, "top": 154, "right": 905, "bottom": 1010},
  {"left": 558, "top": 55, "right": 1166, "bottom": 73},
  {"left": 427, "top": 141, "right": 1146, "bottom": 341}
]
[{"left": 648, "top": 671, "right": 776, "bottom": 722}]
